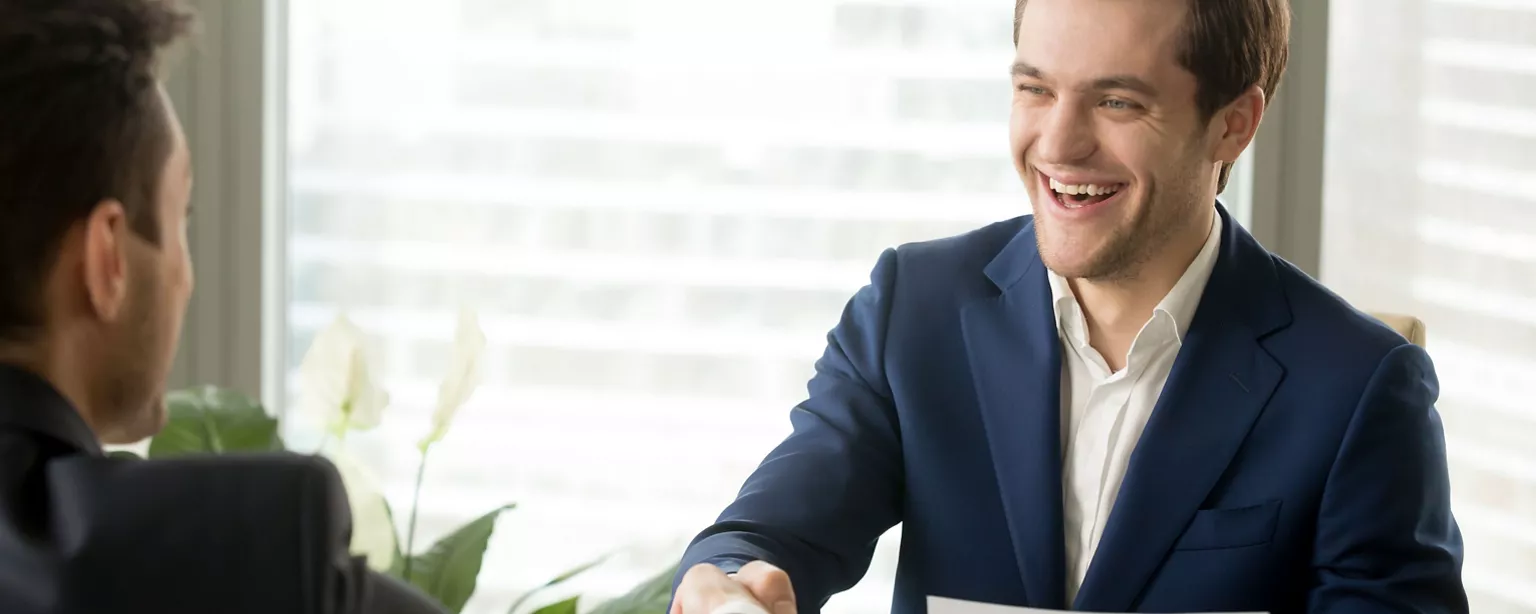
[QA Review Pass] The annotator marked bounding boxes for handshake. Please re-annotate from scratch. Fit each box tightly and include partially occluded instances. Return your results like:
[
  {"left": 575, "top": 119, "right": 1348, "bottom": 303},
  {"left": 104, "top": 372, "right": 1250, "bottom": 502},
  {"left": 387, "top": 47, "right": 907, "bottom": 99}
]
[{"left": 673, "top": 562, "right": 799, "bottom": 614}]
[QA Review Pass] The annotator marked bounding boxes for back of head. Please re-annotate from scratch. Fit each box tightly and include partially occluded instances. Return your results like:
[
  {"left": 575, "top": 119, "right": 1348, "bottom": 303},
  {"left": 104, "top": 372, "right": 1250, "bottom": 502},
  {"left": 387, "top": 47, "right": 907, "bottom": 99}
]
[
  {"left": 0, "top": 0, "right": 195, "bottom": 443},
  {"left": 0, "top": 0, "right": 192, "bottom": 339}
]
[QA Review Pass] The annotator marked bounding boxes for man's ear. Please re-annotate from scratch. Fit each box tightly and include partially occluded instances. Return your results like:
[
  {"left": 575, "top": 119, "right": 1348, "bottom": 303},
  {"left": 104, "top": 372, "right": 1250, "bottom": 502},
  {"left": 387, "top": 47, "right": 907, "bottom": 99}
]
[
  {"left": 1211, "top": 84, "right": 1267, "bottom": 165},
  {"left": 81, "top": 200, "right": 131, "bottom": 322}
]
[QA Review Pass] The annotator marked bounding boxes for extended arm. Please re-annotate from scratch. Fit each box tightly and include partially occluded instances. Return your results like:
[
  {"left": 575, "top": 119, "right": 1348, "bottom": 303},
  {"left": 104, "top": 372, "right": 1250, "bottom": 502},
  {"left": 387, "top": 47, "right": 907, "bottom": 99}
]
[{"left": 675, "top": 248, "right": 908, "bottom": 614}]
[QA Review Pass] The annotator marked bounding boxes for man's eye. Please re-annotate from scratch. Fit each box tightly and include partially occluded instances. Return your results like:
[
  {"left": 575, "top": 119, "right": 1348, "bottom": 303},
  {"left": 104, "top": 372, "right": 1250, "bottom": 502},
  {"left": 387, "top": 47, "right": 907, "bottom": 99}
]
[
  {"left": 1102, "top": 98, "right": 1138, "bottom": 110},
  {"left": 1017, "top": 85, "right": 1049, "bottom": 96}
]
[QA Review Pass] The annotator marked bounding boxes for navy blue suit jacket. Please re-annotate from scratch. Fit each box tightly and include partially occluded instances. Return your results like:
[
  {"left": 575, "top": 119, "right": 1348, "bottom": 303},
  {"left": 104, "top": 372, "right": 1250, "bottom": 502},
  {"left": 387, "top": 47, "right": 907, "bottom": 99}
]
[{"left": 676, "top": 206, "right": 1467, "bottom": 613}]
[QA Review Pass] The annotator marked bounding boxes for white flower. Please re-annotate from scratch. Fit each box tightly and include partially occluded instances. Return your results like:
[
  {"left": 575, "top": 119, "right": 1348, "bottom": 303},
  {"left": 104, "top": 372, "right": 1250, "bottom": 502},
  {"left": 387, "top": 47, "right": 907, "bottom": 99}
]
[
  {"left": 298, "top": 313, "right": 391, "bottom": 436},
  {"left": 419, "top": 307, "right": 486, "bottom": 450},
  {"left": 325, "top": 444, "right": 399, "bottom": 571}
]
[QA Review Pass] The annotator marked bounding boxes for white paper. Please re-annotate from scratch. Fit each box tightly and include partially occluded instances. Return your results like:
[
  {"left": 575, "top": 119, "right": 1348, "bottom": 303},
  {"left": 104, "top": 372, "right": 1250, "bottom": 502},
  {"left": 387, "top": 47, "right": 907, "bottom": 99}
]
[{"left": 927, "top": 595, "right": 1267, "bottom": 614}]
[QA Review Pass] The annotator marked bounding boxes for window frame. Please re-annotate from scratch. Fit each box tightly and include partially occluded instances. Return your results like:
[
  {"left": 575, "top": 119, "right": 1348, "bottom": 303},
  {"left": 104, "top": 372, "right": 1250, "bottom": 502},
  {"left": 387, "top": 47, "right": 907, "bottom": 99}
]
[
  {"left": 1245, "top": 0, "right": 1332, "bottom": 277},
  {"left": 164, "top": 0, "right": 287, "bottom": 408}
]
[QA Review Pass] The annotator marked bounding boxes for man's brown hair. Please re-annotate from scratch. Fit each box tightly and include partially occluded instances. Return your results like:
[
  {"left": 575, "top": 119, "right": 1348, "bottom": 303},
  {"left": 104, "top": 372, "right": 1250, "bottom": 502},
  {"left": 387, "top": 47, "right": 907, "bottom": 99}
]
[
  {"left": 1013, "top": 0, "right": 1291, "bottom": 191},
  {"left": 0, "top": 0, "right": 193, "bottom": 342}
]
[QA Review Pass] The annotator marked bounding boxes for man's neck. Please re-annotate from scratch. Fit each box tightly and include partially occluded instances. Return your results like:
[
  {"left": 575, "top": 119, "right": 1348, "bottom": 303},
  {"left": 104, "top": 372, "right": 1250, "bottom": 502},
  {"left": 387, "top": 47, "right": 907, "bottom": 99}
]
[{"left": 1071, "top": 208, "right": 1216, "bottom": 369}]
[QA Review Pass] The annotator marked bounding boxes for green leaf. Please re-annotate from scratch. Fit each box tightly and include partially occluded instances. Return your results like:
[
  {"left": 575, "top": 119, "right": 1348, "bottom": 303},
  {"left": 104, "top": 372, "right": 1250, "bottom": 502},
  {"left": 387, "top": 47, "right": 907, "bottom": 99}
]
[
  {"left": 148, "top": 386, "right": 284, "bottom": 458},
  {"left": 508, "top": 554, "right": 609, "bottom": 614},
  {"left": 531, "top": 596, "right": 580, "bottom": 614},
  {"left": 588, "top": 565, "right": 680, "bottom": 614},
  {"left": 389, "top": 553, "right": 406, "bottom": 578},
  {"left": 402, "top": 504, "right": 514, "bottom": 613},
  {"left": 547, "top": 553, "right": 608, "bottom": 587}
]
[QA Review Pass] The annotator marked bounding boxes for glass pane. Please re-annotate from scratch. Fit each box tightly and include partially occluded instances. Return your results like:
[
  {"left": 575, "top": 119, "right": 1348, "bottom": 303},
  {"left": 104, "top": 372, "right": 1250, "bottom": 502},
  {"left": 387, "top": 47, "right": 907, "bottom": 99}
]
[
  {"left": 1320, "top": 2, "right": 1536, "bottom": 612},
  {"left": 281, "top": 1, "right": 1018, "bottom": 613}
]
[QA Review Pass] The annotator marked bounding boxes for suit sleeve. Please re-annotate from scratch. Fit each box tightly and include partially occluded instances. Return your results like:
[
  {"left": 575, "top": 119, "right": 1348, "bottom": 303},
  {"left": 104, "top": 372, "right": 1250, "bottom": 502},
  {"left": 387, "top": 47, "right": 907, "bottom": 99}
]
[
  {"left": 1309, "top": 343, "right": 1469, "bottom": 613},
  {"left": 673, "top": 248, "right": 906, "bottom": 613}
]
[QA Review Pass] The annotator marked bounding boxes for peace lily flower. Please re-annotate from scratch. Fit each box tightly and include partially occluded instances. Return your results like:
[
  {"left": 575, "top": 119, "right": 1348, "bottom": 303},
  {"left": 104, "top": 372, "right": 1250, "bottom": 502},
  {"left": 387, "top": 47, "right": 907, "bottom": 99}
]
[
  {"left": 400, "top": 307, "right": 487, "bottom": 576},
  {"left": 418, "top": 307, "right": 486, "bottom": 451},
  {"left": 324, "top": 443, "right": 399, "bottom": 571},
  {"left": 298, "top": 313, "right": 391, "bottom": 438}
]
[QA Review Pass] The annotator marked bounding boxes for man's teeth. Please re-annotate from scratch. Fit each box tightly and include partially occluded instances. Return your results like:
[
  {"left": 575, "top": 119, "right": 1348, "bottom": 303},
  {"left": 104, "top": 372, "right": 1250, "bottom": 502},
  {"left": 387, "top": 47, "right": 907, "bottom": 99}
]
[{"left": 1049, "top": 177, "right": 1121, "bottom": 197}]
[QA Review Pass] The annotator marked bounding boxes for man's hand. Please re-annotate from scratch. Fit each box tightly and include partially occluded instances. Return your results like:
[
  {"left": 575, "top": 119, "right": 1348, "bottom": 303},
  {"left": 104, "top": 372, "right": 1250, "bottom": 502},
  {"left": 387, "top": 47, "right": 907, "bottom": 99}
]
[{"left": 672, "top": 562, "right": 797, "bottom": 614}]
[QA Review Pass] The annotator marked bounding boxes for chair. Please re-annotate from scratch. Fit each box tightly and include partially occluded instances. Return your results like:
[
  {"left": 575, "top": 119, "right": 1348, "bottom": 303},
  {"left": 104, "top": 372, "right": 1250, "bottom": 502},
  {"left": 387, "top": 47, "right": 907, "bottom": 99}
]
[{"left": 1369, "top": 312, "right": 1426, "bottom": 347}]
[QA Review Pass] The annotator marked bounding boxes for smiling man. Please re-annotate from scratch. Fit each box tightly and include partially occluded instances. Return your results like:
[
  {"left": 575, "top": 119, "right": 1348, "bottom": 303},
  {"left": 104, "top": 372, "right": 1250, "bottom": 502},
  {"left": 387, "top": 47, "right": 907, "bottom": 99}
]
[{"left": 669, "top": 0, "right": 1467, "bottom": 612}]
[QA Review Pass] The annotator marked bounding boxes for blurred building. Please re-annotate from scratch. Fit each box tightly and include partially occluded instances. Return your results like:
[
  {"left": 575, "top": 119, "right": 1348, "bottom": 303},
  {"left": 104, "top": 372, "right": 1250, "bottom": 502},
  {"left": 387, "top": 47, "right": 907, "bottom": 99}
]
[{"left": 283, "top": 1, "right": 1025, "bottom": 612}]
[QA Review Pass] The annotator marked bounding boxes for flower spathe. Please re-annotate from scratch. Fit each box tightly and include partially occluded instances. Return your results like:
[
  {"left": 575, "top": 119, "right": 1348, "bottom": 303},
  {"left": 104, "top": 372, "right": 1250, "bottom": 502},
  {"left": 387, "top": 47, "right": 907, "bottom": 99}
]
[
  {"left": 298, "top": 312, "right": 391, "bottom": 437},
  {"left": 324, "top": 443, "right": 399, "bottom": 571},
  {"left": 419, "top": 307, "right": 486, "bottom": 450}
]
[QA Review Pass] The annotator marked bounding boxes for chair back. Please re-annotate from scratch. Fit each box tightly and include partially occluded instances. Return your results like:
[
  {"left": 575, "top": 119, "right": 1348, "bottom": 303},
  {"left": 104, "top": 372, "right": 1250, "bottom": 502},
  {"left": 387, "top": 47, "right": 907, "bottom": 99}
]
[{"left": 1370, "top": 312, "right": 1426, "bottom": 347}]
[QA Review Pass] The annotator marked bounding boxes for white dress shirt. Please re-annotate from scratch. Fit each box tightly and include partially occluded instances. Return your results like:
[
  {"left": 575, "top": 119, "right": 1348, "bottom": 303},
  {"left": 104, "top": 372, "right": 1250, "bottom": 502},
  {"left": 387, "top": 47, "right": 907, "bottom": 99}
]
[{"left": 1050, "top": 213, "right": 1223, "bottom": 604}]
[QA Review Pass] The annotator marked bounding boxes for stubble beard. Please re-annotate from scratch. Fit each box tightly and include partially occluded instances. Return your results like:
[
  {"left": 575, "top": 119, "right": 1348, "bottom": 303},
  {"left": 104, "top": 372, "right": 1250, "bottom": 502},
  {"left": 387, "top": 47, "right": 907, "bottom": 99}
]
[
  {"left": 1035, "top": 143, "right": 1209, "bottom": 284},
  {"left": 96, "top": 270, "right": 170, "bottom": 444}
]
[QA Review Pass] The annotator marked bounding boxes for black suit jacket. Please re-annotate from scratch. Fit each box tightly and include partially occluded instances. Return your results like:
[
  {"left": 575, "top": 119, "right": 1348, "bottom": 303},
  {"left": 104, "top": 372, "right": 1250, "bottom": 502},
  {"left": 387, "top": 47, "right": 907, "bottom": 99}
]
[{"left": 0, "top": 364, "right": 447, "bottom": 614}]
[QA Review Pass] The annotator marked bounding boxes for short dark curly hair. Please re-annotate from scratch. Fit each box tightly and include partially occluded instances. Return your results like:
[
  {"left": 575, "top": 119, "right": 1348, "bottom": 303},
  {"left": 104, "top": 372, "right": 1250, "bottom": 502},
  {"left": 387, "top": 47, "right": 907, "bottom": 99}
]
[{"left": 0, "top": 0, "right": 194, "bottom": 341}]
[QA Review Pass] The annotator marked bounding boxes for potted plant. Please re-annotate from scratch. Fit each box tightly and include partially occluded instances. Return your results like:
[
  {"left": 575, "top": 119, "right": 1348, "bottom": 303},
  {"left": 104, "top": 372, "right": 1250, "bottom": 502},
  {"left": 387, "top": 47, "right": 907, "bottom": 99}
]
[{"left": 125, "top": 309, "right": 679, "bottom": 614}]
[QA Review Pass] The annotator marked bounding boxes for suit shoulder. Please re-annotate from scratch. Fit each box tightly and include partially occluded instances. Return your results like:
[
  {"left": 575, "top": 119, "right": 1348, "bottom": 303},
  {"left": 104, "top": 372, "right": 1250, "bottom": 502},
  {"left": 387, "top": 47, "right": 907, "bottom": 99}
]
[
  {"left": 1269, "top": 255, "right": 1417, "bottom": 364},
  {"left": 883, "top": 216, "right": 1030, "bottom": 286},
  {"left": 177, "top": 453, "right": 349, "bottom": 504},
  {"left": 53, "top": 451, "right": 349, "bottom": 515},
  {"left": 36, "top": 452, "right": 359, "bottom": 614},
  {"left": 895, "top": 215, "right": 1029, "bottom": 261}
]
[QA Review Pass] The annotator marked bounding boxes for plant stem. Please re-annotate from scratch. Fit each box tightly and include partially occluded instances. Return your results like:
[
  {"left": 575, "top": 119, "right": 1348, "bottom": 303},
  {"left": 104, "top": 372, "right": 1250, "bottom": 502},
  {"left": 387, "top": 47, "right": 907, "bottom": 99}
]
[{"left": 402, "top": 445, "right": 431, "bottom": 581}]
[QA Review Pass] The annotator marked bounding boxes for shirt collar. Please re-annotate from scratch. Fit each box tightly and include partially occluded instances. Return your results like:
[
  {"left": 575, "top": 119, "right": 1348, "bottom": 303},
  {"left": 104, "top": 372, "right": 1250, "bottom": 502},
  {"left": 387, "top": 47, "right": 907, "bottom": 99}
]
[
  {"left": 0, "top": 363, "right": 103, "bottom": 456},
  {"left": 1048, "top": 264, "right": 1090, "bottom": 349},
  {"left": 1048, "top": 211, "right": 1223, "bottom": 346},
  {"left": 1155, "top": 211, "right": 1223, "bottom": 343}
]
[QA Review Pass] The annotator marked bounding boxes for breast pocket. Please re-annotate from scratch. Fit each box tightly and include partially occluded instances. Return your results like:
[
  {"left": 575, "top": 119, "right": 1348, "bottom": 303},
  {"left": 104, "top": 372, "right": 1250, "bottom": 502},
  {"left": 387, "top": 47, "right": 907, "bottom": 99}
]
[{"left": 1172, "top": 499, "right": 1282, "bottom": 551}]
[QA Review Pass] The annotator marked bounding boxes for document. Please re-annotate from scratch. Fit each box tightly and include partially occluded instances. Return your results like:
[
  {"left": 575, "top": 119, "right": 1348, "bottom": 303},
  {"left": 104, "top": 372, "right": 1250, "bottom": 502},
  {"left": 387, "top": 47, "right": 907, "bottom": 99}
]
[{"left": 927, "top": 595, "right": 1267, "bottom": 614}]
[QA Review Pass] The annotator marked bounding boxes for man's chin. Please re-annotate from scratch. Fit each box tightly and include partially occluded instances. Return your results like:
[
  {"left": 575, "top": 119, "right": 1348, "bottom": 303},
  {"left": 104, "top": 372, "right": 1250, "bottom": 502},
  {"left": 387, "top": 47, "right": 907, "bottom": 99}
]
[
  {"left": 1037, "top": 236, "right": 1129, "bottom": 281},
  {"left": 142, "top": 394, "right": 169, "bottom": 435},
  {"left": 100, "top": 396, "right": 169, "bottom": 445},
  {"left": 1040, "top": 254, "right": 1098, "bottom": 280}
]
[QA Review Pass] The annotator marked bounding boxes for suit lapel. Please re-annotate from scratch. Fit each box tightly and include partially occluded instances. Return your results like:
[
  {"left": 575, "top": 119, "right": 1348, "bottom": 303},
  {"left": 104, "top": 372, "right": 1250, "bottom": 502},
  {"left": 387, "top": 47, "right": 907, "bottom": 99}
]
[
  {"left": 961, "top": 220, "right": 1067, "bottom": 608},
  {"left": 1070, "top": 318, "right": 1282, "bottom": 610},
  {"left": 1072, "top": 207, "right": 1290, "bottom": 611}
]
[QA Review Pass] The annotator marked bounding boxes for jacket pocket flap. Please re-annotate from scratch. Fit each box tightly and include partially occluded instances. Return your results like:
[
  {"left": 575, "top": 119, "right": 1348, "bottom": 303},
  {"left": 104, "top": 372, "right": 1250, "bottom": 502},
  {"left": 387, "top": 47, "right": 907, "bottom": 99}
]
[{"left": 1173, "top": 499, "right": 1281, "bottom": 551}]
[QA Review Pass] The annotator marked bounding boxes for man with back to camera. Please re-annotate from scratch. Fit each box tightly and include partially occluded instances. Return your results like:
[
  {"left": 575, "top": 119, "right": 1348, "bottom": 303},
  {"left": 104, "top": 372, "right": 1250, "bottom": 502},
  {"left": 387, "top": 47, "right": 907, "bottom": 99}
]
[
  {"left": 670, "top": 0, "right": 1468, "bottom": 612},
  {"left": 0, "top": 1, "right": 446, "bottom": 612}
]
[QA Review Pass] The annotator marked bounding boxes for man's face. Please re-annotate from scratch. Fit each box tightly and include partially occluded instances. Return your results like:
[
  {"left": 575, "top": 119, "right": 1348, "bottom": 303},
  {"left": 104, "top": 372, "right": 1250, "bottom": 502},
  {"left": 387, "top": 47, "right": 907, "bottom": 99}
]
[
  {"left": 100, "top": 88, "right": 194, "bottom": 443},
  {"left": 1010, "top": 0, "right": 1218, "bottom": 281}
]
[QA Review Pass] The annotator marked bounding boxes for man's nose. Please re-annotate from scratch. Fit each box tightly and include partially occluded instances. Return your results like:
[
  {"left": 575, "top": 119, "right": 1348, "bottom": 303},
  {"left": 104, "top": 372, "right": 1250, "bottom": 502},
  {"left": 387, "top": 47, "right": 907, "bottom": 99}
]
[{"left": 1034, "top": 104, "right": 1097, "bottom": 164}]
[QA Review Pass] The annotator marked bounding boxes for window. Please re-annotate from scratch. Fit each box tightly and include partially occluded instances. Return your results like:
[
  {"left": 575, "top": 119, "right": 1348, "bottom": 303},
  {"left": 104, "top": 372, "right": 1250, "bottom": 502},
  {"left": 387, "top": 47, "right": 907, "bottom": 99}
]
[
  {"left": 1319, "top": 1, "right": 1536, "bottom": 611},
  {"left": 163, "top": 0, "right": 1536, "bottom": 609},
  {"left": 272, "top": 1, "right": 1269, "bottom": 611},
  {"left": 278, "top": 1, "right": 1047, "bottom": 612}
]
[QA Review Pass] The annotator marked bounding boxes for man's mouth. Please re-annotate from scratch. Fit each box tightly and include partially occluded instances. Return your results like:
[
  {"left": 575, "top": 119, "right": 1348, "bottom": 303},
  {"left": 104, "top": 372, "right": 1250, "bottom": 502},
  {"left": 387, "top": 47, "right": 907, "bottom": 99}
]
[{"left": 1048, "top": 177, "right": 1124, "bottom": 209}]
